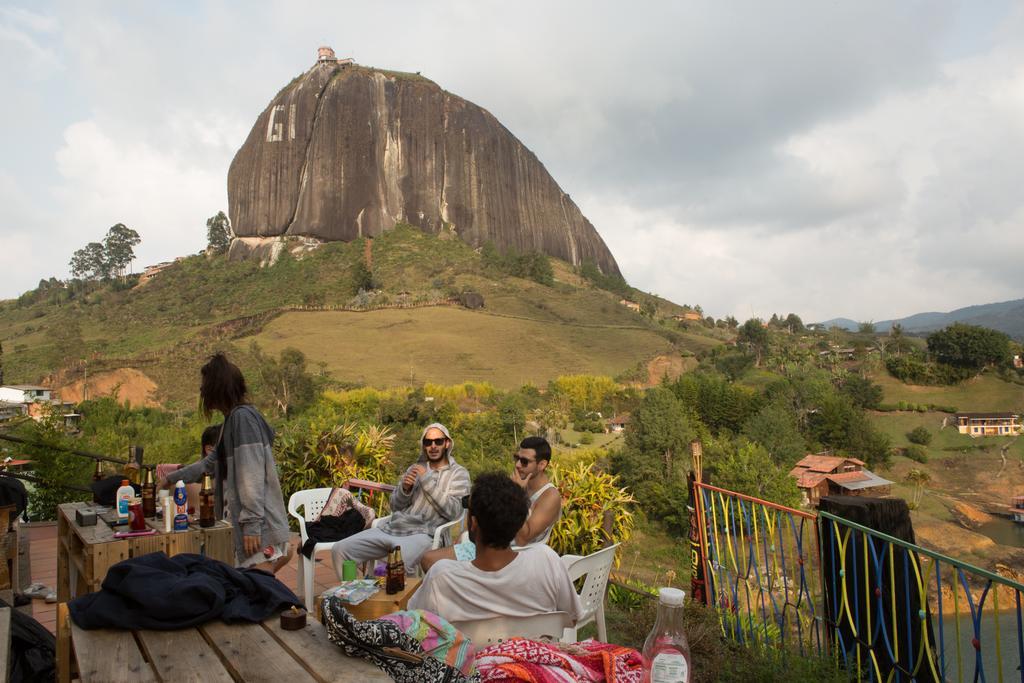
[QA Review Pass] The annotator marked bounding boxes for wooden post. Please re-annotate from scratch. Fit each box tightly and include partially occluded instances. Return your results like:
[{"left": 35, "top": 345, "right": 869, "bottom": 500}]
[
  {"left": 689, "top": 439, "right": 711, "bottom": 606},
  {"left": 56, "top": 602, "right": 71, "bottom": 683}
]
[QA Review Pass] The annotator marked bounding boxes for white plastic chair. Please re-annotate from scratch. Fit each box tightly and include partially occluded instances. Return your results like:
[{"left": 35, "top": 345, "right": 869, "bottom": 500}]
[
  {"left": 453, "top": 611, "right": 574, "bottom": 646},
  {"left": 287, "top": 488, "right": 335, "bottom": 608},
  {"left": 560, "top": 543, "right": 619, "bottom": 642}
]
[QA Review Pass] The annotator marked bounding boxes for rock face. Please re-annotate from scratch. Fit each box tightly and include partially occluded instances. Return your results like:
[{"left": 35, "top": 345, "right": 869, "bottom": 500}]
[{"left": 227, "top": 61, "right": 620, "bottom": 275}]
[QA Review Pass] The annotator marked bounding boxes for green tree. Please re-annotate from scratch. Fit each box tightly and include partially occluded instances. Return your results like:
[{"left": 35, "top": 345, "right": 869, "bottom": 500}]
[
  {"left": 904, "top": 468, "right": 931, "bottom": 509},
  {"left": 351, "top": 258, "right": 376, "bottom": 294},
  {"left": 885, "top": 323, "right": 913, "bottom": 357},
  {"left": 839, "top": 375, "right": 883, "bottom": 409},
  {"left": 738, "top": 318, "right": 769, "bottom": 366},
  {"left": 249, "top": 343, "right": 316, "bottom": 417},
  {"left": 82, "top": 242, "right": 109, "bottom": 280},
  {"left": 742, "top": 402, "right": 806, "bottom": 465},
  {"left": 103, "top": 223, "right": 141, "bottom": 279},
  {"left": 784, "top": 313, "right": 804, "bottom": 333},
  {"left": 927, "top": 323, "right": 1010, "bottom": 371},
  {"left": 711, "top": 440, "right": 800, "bottom": 507},
  {"left": 858, "top": 321, "right": 876, "bottom": 335},
  {"left": 206, "top": 211, "right": 232, "bottom": 252},
  {"left": 611, "top": 386, "right": 696, "bottom": 532}
]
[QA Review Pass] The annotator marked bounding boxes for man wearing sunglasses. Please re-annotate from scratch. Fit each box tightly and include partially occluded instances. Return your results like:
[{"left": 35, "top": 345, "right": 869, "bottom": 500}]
[
  {"left": 330, "top": 422, "right": 470, "bottom": 577},
  {"left": 420, "top": 435, "right": 561, "bottom": 572}
]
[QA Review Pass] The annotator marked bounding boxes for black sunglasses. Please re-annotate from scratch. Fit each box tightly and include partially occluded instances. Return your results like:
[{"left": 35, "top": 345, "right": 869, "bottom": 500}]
[
  {"left": 422, "top": 437, "right": 447, "bottom": 446},
  {"left": 513, "top": 455, "right": 535, "bottom": 466}
]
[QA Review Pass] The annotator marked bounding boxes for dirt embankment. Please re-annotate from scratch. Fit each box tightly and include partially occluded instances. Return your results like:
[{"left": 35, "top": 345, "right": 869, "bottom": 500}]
[
  {"left": 644, "top": 354, "right": 696, "bottom": 386},
  {"left": 950, "top": 500, "right": 995, "bottom": 528},
  {"left": 57, "top": 368, "right": 159, "bottom": 407}
]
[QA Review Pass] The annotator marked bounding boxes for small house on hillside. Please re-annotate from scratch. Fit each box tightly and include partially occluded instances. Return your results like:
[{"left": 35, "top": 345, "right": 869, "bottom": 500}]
[
  {"left": 0, "top": 385, "right": 52, "bottom": 404},
  {"left": 607, "top": 414, "right": 630, "bottom": 433},
  {"left": 954, "top": 412, "right": 1022, "bottom": 437},
  {"left": 789, "top": 454, "right": 892, "bottom": 507},
  {"left": 672, "top": 311, "right": 703, "bottom": 322},
  {"left": 619, "top": 299, "right": 641, "bottom": 312}
]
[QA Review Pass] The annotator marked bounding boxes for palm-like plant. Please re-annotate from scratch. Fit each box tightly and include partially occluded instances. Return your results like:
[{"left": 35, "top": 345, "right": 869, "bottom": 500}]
[{"left": 903, "top": 467, "right": 931, "bottom": 509}]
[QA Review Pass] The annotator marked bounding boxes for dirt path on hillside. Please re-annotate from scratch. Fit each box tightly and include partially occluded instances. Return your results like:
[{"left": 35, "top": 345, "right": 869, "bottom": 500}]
[{"left": 57, "top": 368, "right": 159, "bottom": 407}]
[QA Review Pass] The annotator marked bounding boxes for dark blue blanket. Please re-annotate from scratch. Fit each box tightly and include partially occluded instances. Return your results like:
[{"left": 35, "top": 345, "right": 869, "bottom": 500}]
[{"left": 68, "top": 552, "right": 301, "bottom": 630}]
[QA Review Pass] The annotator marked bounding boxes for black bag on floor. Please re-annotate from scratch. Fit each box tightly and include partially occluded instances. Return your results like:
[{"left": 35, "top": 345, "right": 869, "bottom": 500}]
[{"left": 0, "top": 598, "right": 56, "bottom": 683}]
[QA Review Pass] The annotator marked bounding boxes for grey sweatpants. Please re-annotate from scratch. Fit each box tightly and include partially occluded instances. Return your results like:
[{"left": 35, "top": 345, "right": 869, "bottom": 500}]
[{"left": 330, "top": 527, "right": 434, "bottom": 580}]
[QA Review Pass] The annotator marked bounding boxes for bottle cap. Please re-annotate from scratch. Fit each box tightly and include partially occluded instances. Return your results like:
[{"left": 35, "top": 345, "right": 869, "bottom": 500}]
[
  {"left": 121, "top": 479, "right": 129, "bottom": 486},
  {"left": 658, "top": 587, "right": 686, "bottom": 606}
]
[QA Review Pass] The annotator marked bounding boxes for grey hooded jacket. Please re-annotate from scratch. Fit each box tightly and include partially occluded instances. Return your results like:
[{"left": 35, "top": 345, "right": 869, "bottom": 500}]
[
  {"left": 381, "top": 422, "right": 471, "bottom": 537},
  {"left": 175, "top": 405, "right": 291, "bottom": 561}
]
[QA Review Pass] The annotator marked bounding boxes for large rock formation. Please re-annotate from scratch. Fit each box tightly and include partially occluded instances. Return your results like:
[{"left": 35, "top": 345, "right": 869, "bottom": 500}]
[{"left": 227, "top": 57, "right": 620, "bottom": 275}]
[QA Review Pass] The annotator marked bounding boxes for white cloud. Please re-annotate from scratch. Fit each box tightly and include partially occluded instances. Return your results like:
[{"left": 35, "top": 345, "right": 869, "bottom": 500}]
[{"left": 52, "top": 118, "right": 229, "bottom": 270}]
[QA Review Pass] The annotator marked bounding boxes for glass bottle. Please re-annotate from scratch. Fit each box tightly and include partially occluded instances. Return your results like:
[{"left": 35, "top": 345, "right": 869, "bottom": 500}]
[
  {"left": 642, "top": 587, "right": 691, "bottom": 683},
  {"left": 199, "top": 473, "right": 215, "bottom": 528},
  {"left": 386, "top": 546, "right": 405, "bottom": 594},
  {"left": 91, "top": 460, "right": 103, "bottom": 503},
  {"left": 141, "top": 467, "right": 156, "bottom": 517}
]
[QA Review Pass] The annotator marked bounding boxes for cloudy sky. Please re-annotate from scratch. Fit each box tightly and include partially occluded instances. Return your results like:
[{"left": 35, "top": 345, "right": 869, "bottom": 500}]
[{"left": 2, "top": 1, "right": 1022, "bottom": 322}]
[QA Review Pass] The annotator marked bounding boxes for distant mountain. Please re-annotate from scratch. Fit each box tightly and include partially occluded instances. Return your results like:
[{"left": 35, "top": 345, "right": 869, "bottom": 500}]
[{"left": 815, "top": 298, "right": 1024, "bottom": 339}]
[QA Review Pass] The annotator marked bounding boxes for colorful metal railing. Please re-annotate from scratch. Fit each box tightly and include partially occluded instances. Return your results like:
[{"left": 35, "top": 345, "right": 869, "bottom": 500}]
[
  {"left": 694, "top": 482, "right": 827, "bottom": 659},
  {"left": 819, "top": 509, "right": 1024, "bottom": 683},
  {"left": 692, "top": 481, "right": 1024, "bottom": 682}
]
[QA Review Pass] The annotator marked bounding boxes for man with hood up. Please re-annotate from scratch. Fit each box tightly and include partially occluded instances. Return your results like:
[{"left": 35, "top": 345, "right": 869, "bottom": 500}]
[{"left": 330, "top": 422, "right": 471, "bottom": 577}]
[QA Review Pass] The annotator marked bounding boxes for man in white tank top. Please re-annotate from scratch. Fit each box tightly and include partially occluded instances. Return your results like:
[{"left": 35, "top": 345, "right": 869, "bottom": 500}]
[{"left": 419, "top": 436, "right": 562, "bottom": 572}]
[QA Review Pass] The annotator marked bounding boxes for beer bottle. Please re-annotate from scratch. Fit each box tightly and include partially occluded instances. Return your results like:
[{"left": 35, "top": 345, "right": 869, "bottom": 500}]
[
  {"left": 386, "top": 545, "right": 405, "bottom": 594},
  {"left": 91, "top": 460, "right": 103, "bottom": 503},
  {"left": 199, "top": 473, "right": 215, "bottom": 528},
  {"left": 141, "top": 467, "right": 156, "bottom": 518}
]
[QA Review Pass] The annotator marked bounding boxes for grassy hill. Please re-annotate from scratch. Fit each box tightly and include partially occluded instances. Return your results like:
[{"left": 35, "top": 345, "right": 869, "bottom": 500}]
[{"left": 0, "top": 225, "right": 722, "bottom": 405}]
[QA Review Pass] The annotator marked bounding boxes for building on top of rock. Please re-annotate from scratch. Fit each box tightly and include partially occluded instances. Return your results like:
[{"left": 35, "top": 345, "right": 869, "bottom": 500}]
[{"left": 317, "top": 46, "right": 354, "bottom": 66}]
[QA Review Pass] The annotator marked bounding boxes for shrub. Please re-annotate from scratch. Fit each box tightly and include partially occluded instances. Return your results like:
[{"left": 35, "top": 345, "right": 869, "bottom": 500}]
[
  {"left": 275, "top": 421, "right": 397, "bottom": 515},
  {"left": 549, "top": 461, "right": 635, "bottom": 559},
  {"left": 905, "top": 444, "right": 929, "bottom": 463},
  {"left": 12, "top": 410, "right": 91, "bottom": 521},
  {"left": 907, "top": 426, "right": 932, "bottom": 445}
]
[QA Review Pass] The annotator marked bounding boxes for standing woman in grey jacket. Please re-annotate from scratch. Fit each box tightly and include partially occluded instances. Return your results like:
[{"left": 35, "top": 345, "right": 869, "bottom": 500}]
[{"left": 171, "top": 353, "right": 293, "bottom": 574}]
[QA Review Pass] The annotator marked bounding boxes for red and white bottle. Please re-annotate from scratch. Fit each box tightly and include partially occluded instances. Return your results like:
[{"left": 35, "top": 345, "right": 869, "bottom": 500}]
[{"left": 642, "top": 587, "right": 691, "bottom": 683}]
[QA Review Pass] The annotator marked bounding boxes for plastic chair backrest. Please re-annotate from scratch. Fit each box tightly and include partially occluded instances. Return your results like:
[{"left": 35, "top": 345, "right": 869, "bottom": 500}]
[
  {"left": 452, "top": 611, "right": 573, "bottom": 646},
  {"left": 287, "top": 488, "right": 333, "bottom": 523},
  {"left": 565, "top": 544, "right": 618, "bottom": 623}
]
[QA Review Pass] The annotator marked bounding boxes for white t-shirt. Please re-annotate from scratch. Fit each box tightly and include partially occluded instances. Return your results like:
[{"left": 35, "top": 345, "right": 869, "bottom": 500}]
[{"left": 409, "top": 545, "right": 583, "bottom": 624}]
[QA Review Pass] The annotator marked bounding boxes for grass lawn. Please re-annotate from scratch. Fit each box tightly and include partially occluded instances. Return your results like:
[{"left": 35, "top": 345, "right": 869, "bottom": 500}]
[
  {"left": 248, "top": 308, "right": 676, "bottom": 388},
  {"left": 869, "top": 410, "right": 1024, "bottom": 460},
  {"left": 871, "top": 371, "right": 1024, "bottom": 412}
]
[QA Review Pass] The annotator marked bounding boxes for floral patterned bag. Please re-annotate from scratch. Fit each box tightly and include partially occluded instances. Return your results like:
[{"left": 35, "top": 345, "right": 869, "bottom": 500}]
[{"left": 321, "top": 596, "right": 478, "bottom": 682}]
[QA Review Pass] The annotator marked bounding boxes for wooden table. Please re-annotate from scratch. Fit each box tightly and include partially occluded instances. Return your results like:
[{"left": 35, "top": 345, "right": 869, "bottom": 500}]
[
  {"left": 57, "top": 502, "right": 234, "bottom": 601},
  {"left": 56, "top": 603, "right": 390, "bottom": 683},
  {"left": 316, "top": 577, "right": 421, "bottom": 622}
]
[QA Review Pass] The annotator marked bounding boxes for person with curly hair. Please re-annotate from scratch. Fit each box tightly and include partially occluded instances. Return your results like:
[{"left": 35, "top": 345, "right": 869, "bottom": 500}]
[{"left": 409, "top": 472, "right": 581, "bottom": 624}]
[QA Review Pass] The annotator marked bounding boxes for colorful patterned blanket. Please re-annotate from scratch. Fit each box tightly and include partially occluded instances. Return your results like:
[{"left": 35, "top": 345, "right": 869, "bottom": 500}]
[{"left": 475, "top": 638, "right": 642, "bottom": 682}]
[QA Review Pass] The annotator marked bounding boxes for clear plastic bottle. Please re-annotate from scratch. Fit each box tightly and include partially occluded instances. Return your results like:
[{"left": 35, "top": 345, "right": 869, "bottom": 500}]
[{"left": 642, "top": 587, "right": 691, "bottom": 683}]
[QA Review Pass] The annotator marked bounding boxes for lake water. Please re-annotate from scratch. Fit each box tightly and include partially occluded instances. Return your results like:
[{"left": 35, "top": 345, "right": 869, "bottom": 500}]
[
  {"left": 975, "top": 516, "right": 1024, "bottom": 547},
  {"left": 937, "top": 610, "right": 1022, "bottom": 682}
]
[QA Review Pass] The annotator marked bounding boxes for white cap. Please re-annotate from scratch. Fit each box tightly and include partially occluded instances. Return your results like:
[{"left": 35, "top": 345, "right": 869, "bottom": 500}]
[{"left": 659, "top": 587, "right": 686, "bottom": 606}]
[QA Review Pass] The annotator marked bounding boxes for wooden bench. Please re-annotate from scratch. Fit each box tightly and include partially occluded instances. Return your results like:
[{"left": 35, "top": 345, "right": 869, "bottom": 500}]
[{"left": 57, "top": 603, "right": 390, "bottom": 683}]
